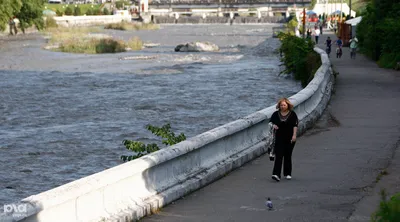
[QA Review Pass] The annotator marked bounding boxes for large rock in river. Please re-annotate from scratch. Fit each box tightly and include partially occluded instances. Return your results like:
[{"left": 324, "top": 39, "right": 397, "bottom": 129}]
[{"left": 175, "top": 42, "right": 219, "bottom": 52}]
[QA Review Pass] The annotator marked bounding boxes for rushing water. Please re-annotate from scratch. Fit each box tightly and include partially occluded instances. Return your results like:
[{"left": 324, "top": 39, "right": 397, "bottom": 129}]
[{"left": 0, "top": 24, "right": 302, "bottom": 205}]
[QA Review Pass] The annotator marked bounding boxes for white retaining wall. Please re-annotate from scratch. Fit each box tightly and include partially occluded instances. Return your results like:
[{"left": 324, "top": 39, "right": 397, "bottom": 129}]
[
  {"left": 0, "top": 47, "right": 333, "bottom": 222},
  {"left": 53, "top": 15, "right": 132, "bottom": 27}
]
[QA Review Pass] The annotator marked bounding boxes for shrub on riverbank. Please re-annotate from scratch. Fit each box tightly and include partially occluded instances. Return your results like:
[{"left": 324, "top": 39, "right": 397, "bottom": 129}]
[
  {"left": 45, "top": 27, "right": 143, "bottom": 53},
  {"left": 45, "top": 16, "right": 58, "bottom": 29},
  {"left": 59, "top": 37, "right": 143, "bottom": 53},
  {"left": 278, "top": 32, "right": 321, "bottom": 87},
  {"left": 59, "top": 38, "right": 127, "bottom": 54},
  {"left": 357, "top": 0, "right": 400, "bottom": 69},
  {"left": 104, "top": 22, "right": 159, "bottom": 31},
  {"left": 121, "top": 124, "right": 186, "bottom": 162}
]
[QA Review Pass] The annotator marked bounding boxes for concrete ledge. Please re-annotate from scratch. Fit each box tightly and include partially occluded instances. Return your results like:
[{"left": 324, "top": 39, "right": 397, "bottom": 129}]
[
  {"left": 0, "top": 46, "right": 333, "bottom": 222},
  {"left": 53, "top": 15, "right": 132, "bottom": 27}
]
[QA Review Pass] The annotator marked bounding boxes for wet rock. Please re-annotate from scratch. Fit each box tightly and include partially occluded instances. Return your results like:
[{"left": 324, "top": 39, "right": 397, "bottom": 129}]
[
  {"left": 5, "top": 186, "right": 13, "bottom": 189},
  {"left": 27, "top": 152, "right": 40, "bottom": 156},
  {"left": 175, "top": 42, "right": 219, "bottom": 52},
  {"left": 20, "top": 169, "right": 33, "bottom": 173}
]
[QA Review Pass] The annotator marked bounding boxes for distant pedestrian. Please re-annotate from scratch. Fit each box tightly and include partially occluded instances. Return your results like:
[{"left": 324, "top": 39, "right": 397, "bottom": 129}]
[
  {"left": 335, "top": 36, "right": 343, "bottom": 58},
  {"left": 319, "top": 23, "right": 323, "bottom": 35},
  {"left": 306, "top": 29, "right": 311, "bottom": 39},
  {"left": 8, "top": 18, "right": 15, "bottom": 35},
  {"left": 349, "top": 37, "right": 358, "bottom": 59},
  {"left": 12, "top": 17, "right": 18, "bottom": 35},
  {"left": 269, "top": 98, "right": 298, "bottom": 182},
  {"left": 325, "top": 36, "right": 332, "bottom": 57},
  {"left": 314, "top": 28, "right": 320, "bottom": 44}
]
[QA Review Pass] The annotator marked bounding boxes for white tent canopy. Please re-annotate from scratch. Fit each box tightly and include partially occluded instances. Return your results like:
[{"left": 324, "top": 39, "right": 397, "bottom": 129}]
[
  {"left": 345, "top": 16, "right": 362, "bottom": 26},
  {"left": 313, "top": 3, "right": 357, "bottom": 17}
]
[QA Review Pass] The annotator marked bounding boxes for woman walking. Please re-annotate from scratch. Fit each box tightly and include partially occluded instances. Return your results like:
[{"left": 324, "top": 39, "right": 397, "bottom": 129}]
[{"left": 269, "top": 98, "right": 298, "bottom": 182}]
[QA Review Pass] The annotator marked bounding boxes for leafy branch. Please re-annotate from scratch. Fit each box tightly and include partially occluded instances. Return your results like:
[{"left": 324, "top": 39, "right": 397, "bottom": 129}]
[{"left": 121, "top": 123, "right": 186, "bottom": 162}]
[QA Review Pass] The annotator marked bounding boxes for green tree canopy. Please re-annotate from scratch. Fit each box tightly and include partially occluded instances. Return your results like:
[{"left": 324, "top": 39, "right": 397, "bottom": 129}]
[
  {"left": 16, "top": 0, "right": 45, "bottom": 33},
  {"left": 357, "top": 0, "right": 400, "bottom": 68},
  {"left": 1, "top": 0, "right": 44, "bottom": 32},
  {"left": 0, "top": 0, "right": 22, "bottom": 30}
]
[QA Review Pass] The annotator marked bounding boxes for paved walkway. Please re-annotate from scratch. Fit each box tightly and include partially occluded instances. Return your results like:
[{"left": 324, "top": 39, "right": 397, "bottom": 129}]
[{"left": 143, "top": 31, "right": 400, "bottom": 222}]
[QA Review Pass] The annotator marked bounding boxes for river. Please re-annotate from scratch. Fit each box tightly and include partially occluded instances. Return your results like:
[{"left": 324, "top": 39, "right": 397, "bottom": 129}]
[{"left": 0, "top": 24, "right": 302, "bottom": 205}]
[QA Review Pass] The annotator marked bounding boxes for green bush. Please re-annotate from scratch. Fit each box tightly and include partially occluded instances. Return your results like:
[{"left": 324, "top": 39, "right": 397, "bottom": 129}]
[
  {"left": 357, "top": 0, "right": 400, "bottom": 69},
  {"left": 59, "top": 38, "right": 126, "bottom": 54},
  {"left": 74, "top": 6, "right": 82, "bottom": 16},
  {"left": 64, "top": 7, "right": 73, "bottom": 16},
  {"left": 104, "top": 22, "right": 160, "bottom": 31},
  {"left": 103, "top": 8, "right": 110, "bottom": 15},
  {"left": 56, "top": 9, "right": 63, "bottom": 16},
  {"left": 121, "top": 124, "right": 186, "bottom": 162},
  {"left": 85, "top": 8, "right": 93, "bottom": 16},
  {"left": 95, "top": 38, "right": 126, "bottom": 53},
  {"left": 371, "top": 190, "right": 400, "bottom": 222},
  {"left": 126, "top": 37, "right": 143, "bottom": 50},
  {"left": 45, "top": 16, "right": 58, "bottom": 28},
  {"left": 278, "top": 32, "right": 321, "bottom": 87},
  {"left": 93, "top": 8, "right": 102, "bottom": 15},
  {"left": 115, "top": 1, "right": 129, "bottom": 9}
]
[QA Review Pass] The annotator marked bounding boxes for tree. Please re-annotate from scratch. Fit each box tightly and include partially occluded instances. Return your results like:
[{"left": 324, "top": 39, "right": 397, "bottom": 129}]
[
  {"left": 15, "top": 0, "right": 45, "bottom": 33},
  {"left": 73, "top": 6, "right": 81, "bottom": 16},
  {"left": 103, "top": 8, "right": 110, "bottom": 15},
  {"left": 357, "top": 0, "right": 400, "bottom": 68},
  {"left": 85, "top": 8, "right": 93, "bottom": 16},
  {"left": 64, "top": 7, "right": 73, "bottom": 16},
  {"left": 0, "top": 0, "right": 22, "bottom": 31},
  {"left": 308, "top": 0, "right": 317, "bottom": 10}
]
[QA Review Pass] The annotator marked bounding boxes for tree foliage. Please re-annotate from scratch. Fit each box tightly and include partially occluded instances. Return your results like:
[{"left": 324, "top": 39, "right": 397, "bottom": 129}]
[
  {"left": 121, "top": 124, "right": 186, "bottom": 162},
  {"left": 16, "top": 0, "right": 45, "bottom": 33},
  {"left": 0, "top": 0, "right": 44, "bottom": 32},
  {"left": 0, "top": 0, "right": 22, "bottom": 30},
  {"left": 278, "top": 32, "right": 321, "bottom": 88},
  {"left": 64, "top": 7, "right": 73, "bottom": 16},
  {"left": 73, "top": 6, "right": 82, "bottom": 16},
  {"left": 357, "top": 0, "right": 400, "bottom": 68},
  {"left": 308, "top": 0, "right": 317, "bottom": 10}
]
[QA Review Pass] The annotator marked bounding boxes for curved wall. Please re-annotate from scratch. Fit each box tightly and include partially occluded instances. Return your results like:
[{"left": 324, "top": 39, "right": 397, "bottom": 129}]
[{"left": 0, "top": 47, "right": 333, "bottom": 222}]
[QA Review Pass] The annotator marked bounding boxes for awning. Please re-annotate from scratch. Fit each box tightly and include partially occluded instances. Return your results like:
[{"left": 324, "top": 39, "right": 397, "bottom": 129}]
[{"left": 345, "top": 16, "right": 362, "bottom": 26}]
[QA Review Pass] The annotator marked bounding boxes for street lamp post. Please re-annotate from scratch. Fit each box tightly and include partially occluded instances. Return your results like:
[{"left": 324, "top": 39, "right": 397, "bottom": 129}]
[{"left": 349, "top": 0, "right": 352, "bottom": 18}]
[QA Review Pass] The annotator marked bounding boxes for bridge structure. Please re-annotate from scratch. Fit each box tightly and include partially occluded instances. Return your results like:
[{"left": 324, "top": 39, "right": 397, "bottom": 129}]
[{"left": 136, "top": 0, "right": 312, "bottom": 21}]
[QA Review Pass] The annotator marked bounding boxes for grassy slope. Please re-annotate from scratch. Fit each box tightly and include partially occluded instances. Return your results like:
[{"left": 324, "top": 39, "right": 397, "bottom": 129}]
[{"left": 44, "top": 3, "right": 101, "bottom": 13}]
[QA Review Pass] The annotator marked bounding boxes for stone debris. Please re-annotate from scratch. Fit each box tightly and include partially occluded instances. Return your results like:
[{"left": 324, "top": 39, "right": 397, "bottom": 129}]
[{"left": 119, "top": 56, "right": 157, "bottom": 60}]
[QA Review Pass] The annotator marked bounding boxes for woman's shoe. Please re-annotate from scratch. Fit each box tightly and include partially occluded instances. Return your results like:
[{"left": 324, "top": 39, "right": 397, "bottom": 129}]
[
  {"left": 285, "top": 175, "right": 292, "bottom": 180},
  {"left": 272, "top": 175, "right": 280, "bottom": 182}
]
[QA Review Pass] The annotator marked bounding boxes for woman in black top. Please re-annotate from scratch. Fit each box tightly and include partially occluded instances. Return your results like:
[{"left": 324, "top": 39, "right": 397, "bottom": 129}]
[{"left": 269, "top": 98, "right": 298, "bottom": 182}]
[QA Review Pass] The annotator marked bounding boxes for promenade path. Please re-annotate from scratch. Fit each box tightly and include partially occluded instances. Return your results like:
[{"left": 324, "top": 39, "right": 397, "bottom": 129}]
[{"left": 143, "top": 31, "right": 400, "bottom": 222}]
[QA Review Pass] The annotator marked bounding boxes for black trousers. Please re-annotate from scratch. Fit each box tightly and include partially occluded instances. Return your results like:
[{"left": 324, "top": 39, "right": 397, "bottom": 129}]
[{"left": 272, "top": 142, "right": 295, "bottom": 178}]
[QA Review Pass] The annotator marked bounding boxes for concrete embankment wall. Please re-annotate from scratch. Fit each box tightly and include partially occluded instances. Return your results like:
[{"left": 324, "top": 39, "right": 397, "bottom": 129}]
[
  {"left": 53, "top": 15, "right": 131, "bottom": 27},
  {"left": 153, "top": 16, "right": 286, "bottom": 24},
  {"left": 0, "top": 48, "right": 333, "bottom": 222}
]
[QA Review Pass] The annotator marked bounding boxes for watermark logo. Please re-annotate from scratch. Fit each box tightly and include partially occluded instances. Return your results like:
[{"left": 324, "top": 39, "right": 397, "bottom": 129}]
[{"left": 3, "top": 203, "right": 32, "bottom": 218}]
